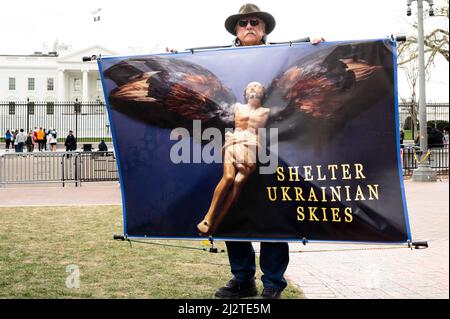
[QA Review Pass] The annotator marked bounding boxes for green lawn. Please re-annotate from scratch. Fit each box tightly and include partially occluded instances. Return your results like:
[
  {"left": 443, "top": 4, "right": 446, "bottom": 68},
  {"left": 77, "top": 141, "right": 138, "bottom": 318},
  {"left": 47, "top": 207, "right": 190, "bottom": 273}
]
[
  {"left": 76, "top": 138, "right": 113, "bottom": 143},
  {"left": 403, "top": 130, "right": 413, "bottom": 141},
  {"left": 0, "top": 206, "right": 304, "bottom": 299}
]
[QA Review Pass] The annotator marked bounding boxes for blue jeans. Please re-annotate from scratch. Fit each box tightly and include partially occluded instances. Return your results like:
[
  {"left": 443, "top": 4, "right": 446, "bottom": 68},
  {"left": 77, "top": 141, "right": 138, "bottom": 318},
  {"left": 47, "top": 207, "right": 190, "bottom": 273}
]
[
  {"left": 225, "top": 241, "right": 289, "bottom": 291},
  {"left": 17, "top": 142, "right": 25, "bottom": 153}
]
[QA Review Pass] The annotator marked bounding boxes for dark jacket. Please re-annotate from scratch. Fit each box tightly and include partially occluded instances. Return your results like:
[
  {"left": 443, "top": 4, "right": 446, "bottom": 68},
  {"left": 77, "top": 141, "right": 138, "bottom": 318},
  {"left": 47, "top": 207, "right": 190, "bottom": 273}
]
[
  {"left": 98, "top": 141, "right": 108, "bottom": 152},
  {"left": 415, "top": 127, "right": 444, "bottom": 148},
  {"left": 65, "top": 134, "right": 77, "bottom": 151},
  {"left": 428, "top": 127, "right": 444, "bottom": 148}
]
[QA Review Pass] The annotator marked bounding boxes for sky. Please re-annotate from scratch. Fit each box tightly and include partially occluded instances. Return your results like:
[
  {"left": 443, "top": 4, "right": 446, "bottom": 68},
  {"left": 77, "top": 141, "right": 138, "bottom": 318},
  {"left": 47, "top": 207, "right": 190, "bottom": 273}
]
[{"left": 0, "top": 0, "right": 448, "bottom": 102}]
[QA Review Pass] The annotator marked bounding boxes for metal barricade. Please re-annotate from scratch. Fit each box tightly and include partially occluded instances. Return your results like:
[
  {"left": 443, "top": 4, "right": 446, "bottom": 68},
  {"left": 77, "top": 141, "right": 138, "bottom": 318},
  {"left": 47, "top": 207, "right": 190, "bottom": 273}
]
[
  {"left": 402, "top": 144, "right": 449, "bottom": 176},
  {"left": 78, "top": 151, "right": 119, "bottom": 182},
  {"left": 0, "top": 151, "right": 118, "bottom": 187}
]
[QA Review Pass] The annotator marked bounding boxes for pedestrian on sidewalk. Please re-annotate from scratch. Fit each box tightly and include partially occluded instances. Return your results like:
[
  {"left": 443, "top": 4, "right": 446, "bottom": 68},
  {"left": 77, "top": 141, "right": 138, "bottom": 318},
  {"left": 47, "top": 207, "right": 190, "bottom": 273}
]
[
  {"left": 98, "top": 139, "right": 108, "bottom": 152},
  {"left": 48, "top": 129, "right": 58, "bottom": 152},
  {"left": 12, "top": 129, "right": 18, "bottom": 152},
  {"left": 4, "top": 129, "right": 12, "bottom": 151},
  {"left": 64, "top": 130, "right": 77, "bottom": 152},
  {"left": 15, "top": 129, "right": 27, "bottom": 153},
  {"left": 25, "top": 131, "right": 34, "bottom": 153},
  {"left": 43, "top": 128, "right": 48, "bottom": 151},
  {"left": 37, "top": 128, "right": 45, "bottom": 151}
]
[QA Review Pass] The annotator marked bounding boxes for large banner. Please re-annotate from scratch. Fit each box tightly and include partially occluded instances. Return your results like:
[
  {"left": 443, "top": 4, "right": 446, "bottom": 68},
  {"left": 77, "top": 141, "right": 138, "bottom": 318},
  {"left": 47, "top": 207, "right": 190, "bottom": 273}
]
[{"left": 99, "top": 39, "right": 411, "bottom": 243}]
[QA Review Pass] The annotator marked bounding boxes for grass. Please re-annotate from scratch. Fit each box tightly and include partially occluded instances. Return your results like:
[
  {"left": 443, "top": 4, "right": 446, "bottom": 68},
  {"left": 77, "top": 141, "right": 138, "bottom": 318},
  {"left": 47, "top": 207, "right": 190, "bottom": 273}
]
[
  {"left": 76, "top": 138, "right": 113, "bottom": 143},
  {"left": 404, "top": 130, "right": 413, "bottom": 141},
  {"left": 0, "top": 206, "right": 304, "bottom": 299}
]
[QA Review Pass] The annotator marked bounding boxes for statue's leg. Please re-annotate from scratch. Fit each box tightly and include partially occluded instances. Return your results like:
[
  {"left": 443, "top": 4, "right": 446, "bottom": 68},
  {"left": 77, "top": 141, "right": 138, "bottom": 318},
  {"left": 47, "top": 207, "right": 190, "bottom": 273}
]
[
  {"left": 197, "top": 163, "right": 236, "bottom": 234},
  {"left": 209, "top": 167, "right": 252, "bottom": 235}
]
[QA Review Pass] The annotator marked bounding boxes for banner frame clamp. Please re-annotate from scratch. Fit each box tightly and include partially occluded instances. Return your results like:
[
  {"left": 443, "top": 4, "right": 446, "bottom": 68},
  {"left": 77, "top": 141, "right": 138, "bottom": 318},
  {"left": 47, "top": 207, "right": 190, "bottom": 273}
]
[
  {"left": 407, "top": 240, "right": 428, "bottom": 249},
  {"left": 389, "top": 34, "right": 407, "bottom": 42},
  {"left": 113, "top": 233, "right": 128, "bottom": 241},
  {"left": 208, "top": 236, "right": 218, "bottom": 253},
  {"left": 412, "top": 241, "right": 429, "bottom": 249},
  {"left": 206, "top": 236, "right": 225, "bottom": 254},
  {"left": 82, "top": 54, "right": 102, "bottom": 62}
]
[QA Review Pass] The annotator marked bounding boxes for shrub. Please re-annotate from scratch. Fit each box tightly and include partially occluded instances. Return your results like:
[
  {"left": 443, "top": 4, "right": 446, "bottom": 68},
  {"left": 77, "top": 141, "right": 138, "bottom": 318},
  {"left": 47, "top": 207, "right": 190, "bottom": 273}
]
[{"left": 427, "top": 120, "right": 449, "bottom": 132}]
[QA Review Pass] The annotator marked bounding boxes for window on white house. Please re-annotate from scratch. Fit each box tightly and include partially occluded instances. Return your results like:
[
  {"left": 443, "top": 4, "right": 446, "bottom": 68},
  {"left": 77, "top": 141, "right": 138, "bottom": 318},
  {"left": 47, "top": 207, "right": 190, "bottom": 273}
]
[
  {"left": 28, "top": 101, "right": 35, "bottom": 115},
  {"left": 8, "top": 78, "right": 15, "bottom": 90},
  {"left": 74, "top": 78, "right": 81, "bottom": 92},
  {"left": 46, "top": 102, "right": 55, "bottom": 115},
  {"left": 47, "top": 78, "right": 54, "bottom": 91},
  {"left": 9, "top": 102, "right": 15, "bottom": 115},
  {"left": 28, "top": 78, "right": 35, "bottom": 91}
]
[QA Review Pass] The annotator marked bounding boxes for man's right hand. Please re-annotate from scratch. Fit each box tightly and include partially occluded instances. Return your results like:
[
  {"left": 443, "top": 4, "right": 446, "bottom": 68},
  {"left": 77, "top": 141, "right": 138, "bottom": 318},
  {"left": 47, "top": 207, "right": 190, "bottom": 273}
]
[
  {"left": 165, "top": 47, "right": 178, "bottom": 53},
  {"left": 311, "top": 37, "right": 325, "bottom": 45}
]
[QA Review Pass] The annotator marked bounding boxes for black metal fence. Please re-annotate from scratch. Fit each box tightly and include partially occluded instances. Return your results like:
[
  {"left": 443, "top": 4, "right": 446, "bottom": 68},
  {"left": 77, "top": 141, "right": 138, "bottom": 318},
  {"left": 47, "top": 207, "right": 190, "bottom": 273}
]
[
  {"left": 2, "top": 101, "right": 447, "bottom": 143},
  {"left": 1, "top": 101, "right": 447, "bottom": 184},
  {"left": 0, "top": 151, "right": 119, "bottom": 186},
  {"left": 401, "top": 144, "right": 449, "bottom": 176},
  {"left": 1, "top": 100, "right": 111, "bottom": 142},
  {"left": 399, "top": 103, "right": 449, "bottom": 138}
]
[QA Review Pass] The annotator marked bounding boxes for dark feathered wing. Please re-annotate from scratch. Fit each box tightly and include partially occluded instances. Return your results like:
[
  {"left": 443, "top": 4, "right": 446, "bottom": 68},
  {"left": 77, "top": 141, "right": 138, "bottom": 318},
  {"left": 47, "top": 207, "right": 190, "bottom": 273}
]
[
  {"left": 265, "top": 40, "right": 394, "bottom": 146},
  {"left": 103, "top": 56, "right": 236, "bottom": 132},
  {"left": 266, "top": 41, "right": 392, "bottom": 120}
]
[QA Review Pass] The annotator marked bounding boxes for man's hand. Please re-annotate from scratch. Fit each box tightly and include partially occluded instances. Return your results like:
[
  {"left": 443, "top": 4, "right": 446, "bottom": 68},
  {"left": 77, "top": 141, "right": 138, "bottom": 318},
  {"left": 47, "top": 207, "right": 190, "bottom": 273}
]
[
  {"left": 165, "top": 47, "right": 178, "bottom": 53},
  {"left": 311, "top": 37, "right": 325, "bottom": 45}
]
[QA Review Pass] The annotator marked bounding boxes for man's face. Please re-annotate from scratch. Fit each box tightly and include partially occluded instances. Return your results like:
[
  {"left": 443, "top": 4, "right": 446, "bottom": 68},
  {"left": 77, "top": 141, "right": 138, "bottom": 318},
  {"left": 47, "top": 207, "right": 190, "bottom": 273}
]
[
  {"left": 245, "top": 82, "right": 265, "bottom": 101},
  {"left": 235, "top": 16, "right": 266, "bottom": 46}
]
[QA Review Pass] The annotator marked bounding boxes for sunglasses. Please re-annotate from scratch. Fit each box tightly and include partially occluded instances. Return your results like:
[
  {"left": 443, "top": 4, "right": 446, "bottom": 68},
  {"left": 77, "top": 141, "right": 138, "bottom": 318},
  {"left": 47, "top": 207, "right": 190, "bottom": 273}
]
[{"left": 238, "top": 19, "right": 260, "bottom": 27}]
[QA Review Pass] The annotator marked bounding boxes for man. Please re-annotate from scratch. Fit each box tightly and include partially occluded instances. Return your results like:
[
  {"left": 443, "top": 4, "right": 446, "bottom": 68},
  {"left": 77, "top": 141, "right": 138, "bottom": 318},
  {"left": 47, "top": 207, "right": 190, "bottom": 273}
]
[
  {"left": 98, "top": 139, "right": 108, "bottom": 152},
  {"left": 25, "top": 131, "right": 34, "bottom": 153},
  {"left": 198, "top": 82, "right": 270, "bottom": 235},
  {"left": 400, "top": 128, "right": 405, "bottom": 149},
  {"left": 214, "top": 3, "right": 324, "bottom": 299},
  {"left": 37, "top": 127, "right": 45, "bottom": 151},
  {"left": 15, "top": 129, "right": 27, "bottom": 153},
  {"left": 64, "top": 130, "right": 77, "bottom": 151}
]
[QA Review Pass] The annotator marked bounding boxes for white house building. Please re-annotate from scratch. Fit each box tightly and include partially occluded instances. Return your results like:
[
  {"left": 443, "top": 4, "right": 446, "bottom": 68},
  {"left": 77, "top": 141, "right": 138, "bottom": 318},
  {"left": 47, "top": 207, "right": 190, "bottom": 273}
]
[{"left": 0, "top": 45, "right": 117, "bottom": 102}]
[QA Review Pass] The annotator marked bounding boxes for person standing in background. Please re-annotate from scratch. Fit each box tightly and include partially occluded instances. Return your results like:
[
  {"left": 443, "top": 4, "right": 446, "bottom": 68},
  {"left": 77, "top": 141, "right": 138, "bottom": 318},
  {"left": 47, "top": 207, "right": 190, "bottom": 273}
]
[
  {"left": 15, "top": 129, "right": 27, "bottom": 153},
  {"left": 64, "top": 130, "right": 77, "bottom": 152},
  {"left": 37, "top": 128, "right": 45, "bottom": 151},
  {"left": 25, "top": 131, "right": 34, "bottom": 153},
  {"left": 4, "top": 130, "right": 12, "bottom": 151},
  {"left": 48, "top": 131, "right": 58, "bottom": 152}
]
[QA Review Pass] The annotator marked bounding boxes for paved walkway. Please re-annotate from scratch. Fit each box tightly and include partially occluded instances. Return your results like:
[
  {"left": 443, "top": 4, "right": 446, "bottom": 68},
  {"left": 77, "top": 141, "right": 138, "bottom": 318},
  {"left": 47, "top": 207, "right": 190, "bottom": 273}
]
[
  {"left": 285, "top": 179, "right": 449, "bottom": 299},
  {"left": 0, "top": 179, "right": 448, "bottom": 299},
  {"left": 0, "top": 182, "right": 122, "bottom": 207}
]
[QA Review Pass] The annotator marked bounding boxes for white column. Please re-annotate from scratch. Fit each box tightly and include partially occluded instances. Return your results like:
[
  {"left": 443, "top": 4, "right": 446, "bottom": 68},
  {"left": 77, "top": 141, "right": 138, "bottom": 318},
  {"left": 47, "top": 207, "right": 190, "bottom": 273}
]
[
  {"left": 57, "top": 69, "right": 65, "bottom": 101},
  {"left": 82, "top": 69, "right": 89, "bottom": 101}
]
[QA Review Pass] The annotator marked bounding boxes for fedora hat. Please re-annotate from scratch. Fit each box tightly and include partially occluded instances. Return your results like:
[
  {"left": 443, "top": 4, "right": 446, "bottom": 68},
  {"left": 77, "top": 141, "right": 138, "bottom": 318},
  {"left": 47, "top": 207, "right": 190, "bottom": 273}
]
[{"left": 225, "top": 3, "right": 276, "bottom": 35}]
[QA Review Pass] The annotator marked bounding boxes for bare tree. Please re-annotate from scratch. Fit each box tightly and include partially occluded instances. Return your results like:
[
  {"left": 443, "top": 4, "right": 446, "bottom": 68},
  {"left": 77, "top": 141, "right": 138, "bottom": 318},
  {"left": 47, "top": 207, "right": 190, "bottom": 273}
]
[
  {"left": 397, "top": 0, "right": 449, "bottom": 140},
  {"left": 398, "top": 38, "right": 436, "bottom": 139},
  {"left": 399, "top": 0, "right": 449, "bottom": 66}
]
